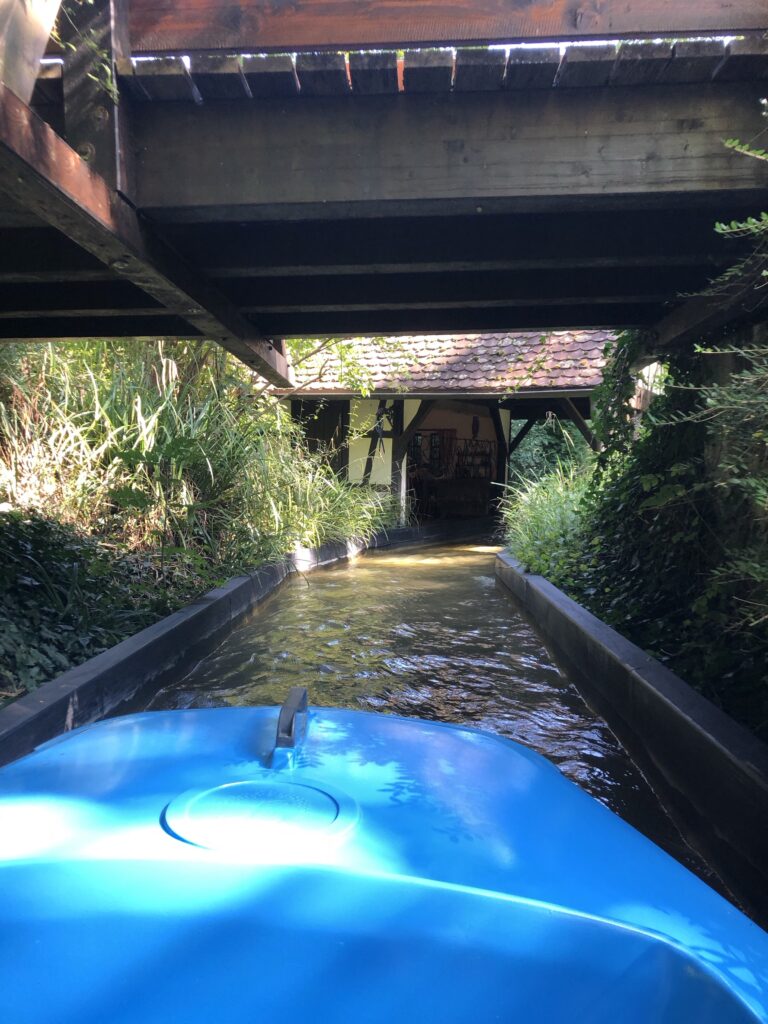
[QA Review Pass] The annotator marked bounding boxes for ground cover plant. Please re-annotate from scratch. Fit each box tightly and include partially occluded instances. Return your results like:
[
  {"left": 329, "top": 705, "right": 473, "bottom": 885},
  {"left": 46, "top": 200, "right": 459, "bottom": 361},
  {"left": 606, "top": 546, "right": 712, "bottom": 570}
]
[
  {"left": 502, "top": 330, "right": 768, "bottom": 740},
  {"left": 0, "top": 339, "right": 400, "bottom": 705}
]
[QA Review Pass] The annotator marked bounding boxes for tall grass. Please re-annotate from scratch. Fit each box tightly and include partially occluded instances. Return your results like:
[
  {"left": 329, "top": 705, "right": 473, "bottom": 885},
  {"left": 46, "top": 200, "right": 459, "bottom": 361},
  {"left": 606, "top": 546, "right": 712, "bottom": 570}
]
[
  {"left": 0, "top": 340, "right": 398, "bottom": 565},
  {"left": 0, "top": 340, "right": 399, "bottom": 699},
  {"left": 500, "top": 461, "right": 593, "bottom": 586}
]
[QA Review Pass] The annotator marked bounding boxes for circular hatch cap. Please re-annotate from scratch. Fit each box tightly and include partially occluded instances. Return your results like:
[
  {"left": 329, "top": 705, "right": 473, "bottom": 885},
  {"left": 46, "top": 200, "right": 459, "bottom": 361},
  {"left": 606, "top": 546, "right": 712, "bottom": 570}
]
[{"left": 164, "top": 779, "right": 356, "bottom": 854}]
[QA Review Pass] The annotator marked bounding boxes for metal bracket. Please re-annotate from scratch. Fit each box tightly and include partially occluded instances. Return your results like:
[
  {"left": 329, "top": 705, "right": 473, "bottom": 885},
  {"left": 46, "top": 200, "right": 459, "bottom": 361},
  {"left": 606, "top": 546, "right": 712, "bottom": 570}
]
[{"left": 276, "top": 686, "right": 309, "bottom": 749}]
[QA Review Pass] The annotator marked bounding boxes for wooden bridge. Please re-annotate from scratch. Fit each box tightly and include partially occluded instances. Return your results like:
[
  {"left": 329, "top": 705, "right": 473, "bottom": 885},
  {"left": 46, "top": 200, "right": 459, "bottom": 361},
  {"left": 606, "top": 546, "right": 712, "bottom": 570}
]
[{"left": 1, "top": 0, "right": 767, "bottom": 387}]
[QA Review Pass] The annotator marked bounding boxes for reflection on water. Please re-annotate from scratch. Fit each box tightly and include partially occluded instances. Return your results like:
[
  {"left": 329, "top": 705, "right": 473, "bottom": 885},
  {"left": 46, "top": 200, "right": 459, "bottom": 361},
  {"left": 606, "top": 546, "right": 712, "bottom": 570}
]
[{"left": 150, "top": 542, "right": 709, "bottom": 876}]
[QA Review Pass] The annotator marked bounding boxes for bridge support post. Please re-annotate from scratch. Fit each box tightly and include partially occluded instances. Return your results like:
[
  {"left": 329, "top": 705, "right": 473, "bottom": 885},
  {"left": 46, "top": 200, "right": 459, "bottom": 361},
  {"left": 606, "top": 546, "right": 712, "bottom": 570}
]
[{"left": 60, "top": 0, "right": 131, "bottom": 193}]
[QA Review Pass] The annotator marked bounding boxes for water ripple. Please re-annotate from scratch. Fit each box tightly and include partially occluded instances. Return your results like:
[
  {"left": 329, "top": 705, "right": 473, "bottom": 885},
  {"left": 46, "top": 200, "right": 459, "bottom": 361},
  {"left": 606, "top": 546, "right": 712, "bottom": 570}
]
[{"left": 149, "top": 541, "right": 709, "bottom": 878}]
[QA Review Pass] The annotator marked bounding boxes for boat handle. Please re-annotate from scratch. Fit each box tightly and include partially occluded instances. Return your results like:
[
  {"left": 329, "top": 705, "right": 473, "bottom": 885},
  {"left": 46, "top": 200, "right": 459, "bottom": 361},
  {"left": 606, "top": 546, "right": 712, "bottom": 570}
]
[{"left": 276, "top": 686, "right": 309, "bottom": 748}]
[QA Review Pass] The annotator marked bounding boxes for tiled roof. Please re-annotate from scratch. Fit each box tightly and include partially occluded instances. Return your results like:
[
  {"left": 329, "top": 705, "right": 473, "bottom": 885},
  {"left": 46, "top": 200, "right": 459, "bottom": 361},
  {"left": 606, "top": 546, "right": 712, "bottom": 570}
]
[{"left": 280, "top": 331, "right": 611, "bottom": 395}]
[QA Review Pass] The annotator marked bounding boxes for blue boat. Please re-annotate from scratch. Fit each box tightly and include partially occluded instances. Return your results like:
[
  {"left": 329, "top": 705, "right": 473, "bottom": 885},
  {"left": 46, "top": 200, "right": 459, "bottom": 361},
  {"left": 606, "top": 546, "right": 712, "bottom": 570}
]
[{"left": 0, "top": 687, "right": 766, "bottom": 1022}]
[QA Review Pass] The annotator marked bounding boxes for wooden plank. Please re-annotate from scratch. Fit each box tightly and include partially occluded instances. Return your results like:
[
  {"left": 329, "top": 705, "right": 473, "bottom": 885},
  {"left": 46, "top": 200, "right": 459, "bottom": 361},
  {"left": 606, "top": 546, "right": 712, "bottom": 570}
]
[
  {"left": 134, "top": 85, "right": 768, "bottom": 215},
  {"left": 652, "top": 256, "right": 768, "bottom": 352},
  {"left": 0, "top": 280, "right": 164, "bottom": 315},
  {"left": 611, "top": 42, "right": 673, "bottom": 86},
  {"left": 662, "top": 41, "right": 726, "bottom": 84},
  {"left": 556, "top": 45, "right": 617, "bottom": 88},
  {"left": 505, "top": 47, "right": 561, "bottom": 90},
  {"left": 190, "top": 55, "right": 251, "bottom": 100},
  {"left": 0, "top": 0, "right": 60, "bottom": 104},
  {"left": 557, "top": 397, "right": 600, "bottom": 451},
  {"left": 120, "top": 56, "right": 198, "bottom": 102},
  {"left": 0, "top": 81, "right": 291, "bottom": 384},
  {"left": 185, "top": 206, "right": 747, "bottom": 276},
  {"left": 454, "top": 49, "right": 506, "bottom": 91},
  {"left": 393, "top": 400, "right": 435, "bottom": 460},
  {"left": 247, "top": 303, "right": 659, "bottom": 337},
  {"left": 508, "top": 418, "right": 536, "bottom": 455},
  {"left": 222, "top": 266, "right": 706, "bottom": 307},
  {"left": 362, "top": 399, "right": 388, "bottom": 483},
  {"left": 0, "top": 315, "right": 202, "bottom": 338},
  {"left": 0, "top": 227, "right": 115, "bottom": 281},
  {"left": 349, "top": 52, "right": 398, "bottom": 94},
  {"left": 487, "top": 402, "right": 509, "bottom": 480},
  {"left": 716, "top": 36, "right": 768, "bottom": 82},
  {"left": 126, "top": 1, "right": 768, "bottom": 55},
  {"left": 242, "top": 55, "right": 298, "bottom": 97},
  {"left": 296, "top": 53, "right": 350, "bottom": 96},
  {"left": 403, "top": 51, "right": 454, "bottom": 93},
  {"left": 61, "top": 0, "right": 131, "bottom": 191},
  {"left": 250, "top": 295, "right": 666, "bottom": 314},
  {"left": 30, "top": 62, "right": 62, "bottom": 106}
]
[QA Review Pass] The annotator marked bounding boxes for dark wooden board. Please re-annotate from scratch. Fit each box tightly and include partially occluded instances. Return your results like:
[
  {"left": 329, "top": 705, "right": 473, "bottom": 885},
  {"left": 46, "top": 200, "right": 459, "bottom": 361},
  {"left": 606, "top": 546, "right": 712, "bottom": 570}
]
[
  {"left": 505, "top": 47, "right": 561, "bottom": 89},
  {"left": 402, "top": 51, "right": 454, "bottom": 92},
  {"left": 296, "top": 53, "right": 350, "bottom": 95},
  {"left": 556, "top": 44, "right": 616, "bottom": 88},
  {"left": 242, "top": 54, "right": 298, "bottom": 97},
  {"left": 190, "top": 54, "right": 251, "bottom": 99},
  {"left": 0, "top": 81, "right": 291, "bottom": 383},
  {"left": 349, "top": 51, "right": 398, "bottom": 94},
  {"left": 454, "top": 49, "right": 506, "bottom": 91},
  {"left": 125, "top": 0, "right": 768, "bottom": 55},
  {"left": 716, "top": 37, "right": 768, "bottom": 81},
  {"left": 119, "top": 56, "right": 197, "bottom": 101},
  {"left": 611, "top": 42, "right": 672, "bottom": 86},
  {"left": 662, "top": 41, "right": 726, "bottom": 84},
  {"left": 133, "top": 85, "right": 768, "bottom": 215}
]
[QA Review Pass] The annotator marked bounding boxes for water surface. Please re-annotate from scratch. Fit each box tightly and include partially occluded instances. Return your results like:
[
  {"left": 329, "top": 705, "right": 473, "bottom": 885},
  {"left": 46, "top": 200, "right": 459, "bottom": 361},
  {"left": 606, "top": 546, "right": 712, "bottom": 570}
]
[{"left": 150, "top": 541, "right": 707, "bottom": 874}]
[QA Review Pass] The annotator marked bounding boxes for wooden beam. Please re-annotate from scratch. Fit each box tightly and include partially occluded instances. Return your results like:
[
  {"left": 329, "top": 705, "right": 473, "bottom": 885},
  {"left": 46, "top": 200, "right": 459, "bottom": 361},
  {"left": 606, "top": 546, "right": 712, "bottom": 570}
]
[
  {"left": 0, "top": 81, "right": 291, "bottom": 385},
  {"left": 187, "top": 205, "right": 745, "bottom": 275},
  {"left": 0, "top": 0, "right": 60, "bottom": 104},
  {"left": 557, "top": 398, "right": 601, "bottom": 451},
  {"left": 60, "top": 0, "right": 131, "bottom": 190},
  {"left": 362, "top": 399, "right": 388, "bottom": 484},
  {"left": 508, "top": 419, "right": 536, "bottom": 455},
  {"left": 296, "top": 53, "right": 350, "bottom": 96},
  {"left": 349, "top": 52, "right": 398, "bottom": 95},
  {"left": 222, "top": 265, "right": 706, "bottom": 309},
  {"left": 487, "top": 403, "right": 509, "bottom": 482},
  {"left": 231, "top": 304, "right": 660, "bottom": 337},
  {"left": 134, "top": 85, "right": 768, "bottom": 217},
  {"left": 388, "top": 399, "right": 406, "bottom": 509},
  {"left": 651, "top": 257, "right": 768, "bottom": 353},
  {"left": 393, "top": 399, "right": 436, "bottom": 461},
  {"left": 126, "top": 0, "right": 768, "bottom": 55}
]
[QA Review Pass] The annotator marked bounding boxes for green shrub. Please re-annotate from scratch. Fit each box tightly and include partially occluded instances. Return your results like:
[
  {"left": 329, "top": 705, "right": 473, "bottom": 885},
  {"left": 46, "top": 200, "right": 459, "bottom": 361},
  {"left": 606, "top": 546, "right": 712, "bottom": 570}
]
[
  {"left": 0, "top": 512, "right": 163, "bottom": 703},
  {"left": 500, "top": 461, "right": 592, "bottom": 587}
]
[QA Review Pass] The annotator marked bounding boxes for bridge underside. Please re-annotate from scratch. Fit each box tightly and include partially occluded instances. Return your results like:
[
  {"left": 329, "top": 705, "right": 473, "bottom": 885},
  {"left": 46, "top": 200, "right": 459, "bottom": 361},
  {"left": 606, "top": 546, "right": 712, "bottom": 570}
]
[{"left": 1, "top": 5, "right": 767, "bottom": 383}]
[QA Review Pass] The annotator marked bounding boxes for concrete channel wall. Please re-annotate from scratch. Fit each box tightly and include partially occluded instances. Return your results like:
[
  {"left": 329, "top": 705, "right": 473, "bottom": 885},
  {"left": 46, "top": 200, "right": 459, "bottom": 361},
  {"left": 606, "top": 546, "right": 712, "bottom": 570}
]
[
  {"left": 496, "top": 551, "right": 768, "bottom": 921},
  {"left": 0, "top": 520, "right": 485, "bottom": 768}
]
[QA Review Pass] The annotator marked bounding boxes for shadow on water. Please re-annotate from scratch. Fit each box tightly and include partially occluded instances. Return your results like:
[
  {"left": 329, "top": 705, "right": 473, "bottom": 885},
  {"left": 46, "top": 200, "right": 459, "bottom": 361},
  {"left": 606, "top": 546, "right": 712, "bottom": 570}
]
[{"left": 149, "top": 541, "right": 716, "bottom": 884}]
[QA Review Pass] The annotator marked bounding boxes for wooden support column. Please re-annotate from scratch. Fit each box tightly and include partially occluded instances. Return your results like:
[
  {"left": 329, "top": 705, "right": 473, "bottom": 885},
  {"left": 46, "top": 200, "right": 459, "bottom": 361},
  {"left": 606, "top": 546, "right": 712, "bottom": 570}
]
[
  {"left": 487, "top": 402, "right": 509, "bottom": 484},
  {"left": 392, "top": 399, "right": 435, "bottom": 462},
  {"left": 362, "top": 399, "right": 387, "bottom": 484},
  {"left": 557, "top": 398, "right": 601, "bottom": 452},
  {"left": 0, "top": 81, "right": 291, "bottom": 385},
  {"left": 388, "top": 400, "right": 407, "bottom": 522},
  {"left": 60, "top": 0, "right": 131, "bottom": 192},
  {"left": 508, "top": 418, "right": 536, "bottom": 455}
]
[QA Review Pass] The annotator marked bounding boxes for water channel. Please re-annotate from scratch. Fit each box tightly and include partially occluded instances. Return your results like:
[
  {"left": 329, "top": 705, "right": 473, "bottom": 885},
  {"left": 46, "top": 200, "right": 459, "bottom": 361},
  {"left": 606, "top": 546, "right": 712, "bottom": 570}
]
[{"left": 149, "top": 540, "right": 711, "bottom": 879}]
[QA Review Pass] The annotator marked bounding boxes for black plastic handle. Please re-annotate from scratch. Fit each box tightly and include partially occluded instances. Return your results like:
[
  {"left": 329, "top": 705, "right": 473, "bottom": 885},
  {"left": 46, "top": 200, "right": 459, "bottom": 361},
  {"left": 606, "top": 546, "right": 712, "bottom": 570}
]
[{"left": 276, "top": 686, "right": 309, "bottom": 748}]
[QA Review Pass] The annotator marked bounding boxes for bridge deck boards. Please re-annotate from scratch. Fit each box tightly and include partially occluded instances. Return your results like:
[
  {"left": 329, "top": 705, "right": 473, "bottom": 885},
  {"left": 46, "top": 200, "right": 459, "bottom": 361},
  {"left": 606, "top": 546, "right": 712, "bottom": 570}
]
[
  {"left": 104, "top": 36, "right": 768, "bottom": 104},
  {"left": 122, "top": 0, "right": 768, "bottom": 54}
]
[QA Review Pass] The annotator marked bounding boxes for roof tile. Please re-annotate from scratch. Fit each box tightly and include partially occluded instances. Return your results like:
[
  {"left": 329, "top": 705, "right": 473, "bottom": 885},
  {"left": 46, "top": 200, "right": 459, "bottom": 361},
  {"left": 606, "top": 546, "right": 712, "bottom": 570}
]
[{"left": 277, "top": 331, "right": 611, "bottom": 396}]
